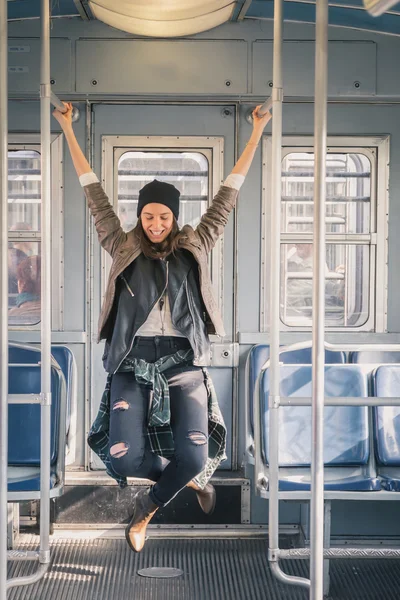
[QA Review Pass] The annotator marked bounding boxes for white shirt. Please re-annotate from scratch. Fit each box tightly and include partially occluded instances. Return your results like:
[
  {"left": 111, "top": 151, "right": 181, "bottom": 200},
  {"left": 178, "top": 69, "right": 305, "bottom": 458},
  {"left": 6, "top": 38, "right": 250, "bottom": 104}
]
[{"left": 136, "top": 294, "right": 184, "bottom": 338}]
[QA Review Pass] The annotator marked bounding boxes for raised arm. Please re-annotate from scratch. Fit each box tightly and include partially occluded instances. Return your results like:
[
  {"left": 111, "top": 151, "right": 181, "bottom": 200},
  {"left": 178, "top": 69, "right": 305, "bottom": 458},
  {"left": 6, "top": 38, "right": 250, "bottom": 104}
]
[
  {"left": 52, "top": 102, "right": 127, "bottom": 257},
  {"left": 231, "top": 106, "right": 272, "bottom": 177},
  {"left": 195, "top": 106, "right": 272, "bottom": 253}
]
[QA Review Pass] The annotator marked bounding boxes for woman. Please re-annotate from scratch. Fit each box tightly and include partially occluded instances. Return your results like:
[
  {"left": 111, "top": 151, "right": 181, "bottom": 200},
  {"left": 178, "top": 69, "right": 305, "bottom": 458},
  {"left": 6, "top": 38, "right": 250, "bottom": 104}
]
[{"left": 53, "top": 103, "right": 271, "bottom": 552}]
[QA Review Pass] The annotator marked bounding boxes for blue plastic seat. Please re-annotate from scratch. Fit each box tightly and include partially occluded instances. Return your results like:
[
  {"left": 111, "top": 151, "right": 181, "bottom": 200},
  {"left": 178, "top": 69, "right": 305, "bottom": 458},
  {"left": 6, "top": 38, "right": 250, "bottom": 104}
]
[
  {"left": 9, "top": 344, "right": 74, "bottom": 435},
  {"left": 7, "top": 344, "right": 67, "bottom": 497},
  {"left": 371, "top": 365, "right": 400, "bottom": 491},
  {"left": 247, "top": 344, "right": 346, "bottom": 432},
  {"left": 259, "top": 364, "right": 380, "bottom": 491}
]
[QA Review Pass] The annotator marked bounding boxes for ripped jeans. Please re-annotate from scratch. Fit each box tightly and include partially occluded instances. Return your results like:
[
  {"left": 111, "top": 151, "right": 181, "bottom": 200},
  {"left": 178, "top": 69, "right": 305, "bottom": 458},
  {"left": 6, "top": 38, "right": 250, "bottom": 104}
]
[{"left": 109, "top": 336, "right": 209, "bottom": 508}]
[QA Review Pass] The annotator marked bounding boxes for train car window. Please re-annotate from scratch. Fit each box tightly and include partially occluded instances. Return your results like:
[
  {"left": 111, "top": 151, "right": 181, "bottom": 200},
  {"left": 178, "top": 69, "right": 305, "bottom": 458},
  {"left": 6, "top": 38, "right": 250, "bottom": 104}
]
[
  {"left": 281, "top": 243, "right": 369, "bottom": 327},
  {"left": 261, "top": 136, "right": 389, "bottom": 332},
  {"left": 8, "top": 149, "right": 41, "bottom": 326},
  {"left": 7, "top": 136, "right": 64, "bottom": 330},
  {"left": 117, "top": 151, "right": 209, "bottom": 232},
  {"left": 8, "top": 150, "right": 41, "bottom": 231},
  {"left": 281, "top": 151, "right": 370, "bottom": 328},
  {"left": 102, "top": 136, "right": 225, "bottom": 315},
  {"left": 281, "top": 152, "right": 371, "bottom": 235}
]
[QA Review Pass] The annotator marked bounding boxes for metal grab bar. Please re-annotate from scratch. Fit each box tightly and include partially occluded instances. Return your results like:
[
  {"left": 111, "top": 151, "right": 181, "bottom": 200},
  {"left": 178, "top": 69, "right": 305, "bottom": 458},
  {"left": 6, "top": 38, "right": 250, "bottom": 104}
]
[
  {"left": 260, "top": 338, "right": 400, "bottom": 356},
  {"left": 257, "top": 96, "right": 273, "bottom": 116},
  {"left": 265, "top": 0, "right": 311, "bottom": 591},
  {"left": 279, "top": 396, "right": 400, "bottom": 407},
  {"left": 0, "top": 0, "right": 9, "bottom": 595},
  {"left": 8, "top": 550, "right": 40, "bottom": 561},
  {"left": 253, "top": 360, "right": 311, "bottom": 586},
  {"left": 7, "top": 564, "right": 49, "bottom": 591},
  {"left": 50, "top": 91, "right": 66, "bottom": 112},
  {"left": 246, "top": 96, "right": 273, "bottom": 123},
  {"left": 50, "top": 91, "right": 79, "bottom": 121},
  {"left": 5, "top": 0, "right": 53, "bottom": 589},
  {"left": 280, "top": 547, "right": 400, "bottom": 559},
  {"left": 311, "top": 0, "right": 329, "bottom": 595},
  {"left": 270, "top": 562, "right": 311, "bottom": 590},
  {"left": 8, "top": 395, "right": 42, "bottom": 404}
]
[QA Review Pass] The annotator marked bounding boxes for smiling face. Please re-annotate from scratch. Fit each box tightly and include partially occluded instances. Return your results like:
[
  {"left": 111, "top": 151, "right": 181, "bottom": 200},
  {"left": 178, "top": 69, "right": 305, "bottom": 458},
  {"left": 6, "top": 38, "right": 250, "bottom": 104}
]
[{"left": 140, "top": 203, "right": 174, "bottom": 243}]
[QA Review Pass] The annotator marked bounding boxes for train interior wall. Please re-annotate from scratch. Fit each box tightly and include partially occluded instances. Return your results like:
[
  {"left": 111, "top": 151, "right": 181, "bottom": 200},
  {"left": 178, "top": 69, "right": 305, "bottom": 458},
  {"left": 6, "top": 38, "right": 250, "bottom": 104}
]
[{"left": 7, "top": 16, "right": 400, "bottom": 539}]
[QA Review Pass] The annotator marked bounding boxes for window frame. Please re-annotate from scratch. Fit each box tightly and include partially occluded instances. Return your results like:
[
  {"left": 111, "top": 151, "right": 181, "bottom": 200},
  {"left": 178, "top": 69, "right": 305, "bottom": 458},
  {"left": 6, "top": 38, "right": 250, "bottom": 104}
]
[
  {"left": 101, "top": 135, "right": 225, "bottom": 320},
  {"left": 8, "top": 133, "right": 64, "bottom": 331},
  {"left": 260, "top": 135, "right": 389, "bottom": 333}
]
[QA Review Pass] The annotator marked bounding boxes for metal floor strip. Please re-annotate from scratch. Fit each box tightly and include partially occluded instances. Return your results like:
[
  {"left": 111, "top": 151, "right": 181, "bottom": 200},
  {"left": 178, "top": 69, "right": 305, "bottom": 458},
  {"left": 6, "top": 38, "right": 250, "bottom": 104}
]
[{"left": 7, "top": 537, "right": 400, "bottom": 599}]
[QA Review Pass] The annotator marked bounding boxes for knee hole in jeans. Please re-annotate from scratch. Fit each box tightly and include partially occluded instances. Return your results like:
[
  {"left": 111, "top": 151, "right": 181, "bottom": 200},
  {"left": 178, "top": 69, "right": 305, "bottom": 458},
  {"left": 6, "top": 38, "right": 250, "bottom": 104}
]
[
  {"left": 112, "top": 398, "right": 130, "bottom": 412},
  {"left": 110, "top": 441, "right": 130, "bottom": 458},
  {"left": 187, "top": 431, "right": 207, "bottom": 446}
]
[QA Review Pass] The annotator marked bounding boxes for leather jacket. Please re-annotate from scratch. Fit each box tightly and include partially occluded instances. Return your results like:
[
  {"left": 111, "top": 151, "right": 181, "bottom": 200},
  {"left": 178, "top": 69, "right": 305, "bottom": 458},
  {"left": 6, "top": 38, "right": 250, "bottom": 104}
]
[
  {"left": 103, "top": 250, "right": 210, "bottom": 372},
  {"left": 83, "top": 182, "right": 238, "bottom": 343}
]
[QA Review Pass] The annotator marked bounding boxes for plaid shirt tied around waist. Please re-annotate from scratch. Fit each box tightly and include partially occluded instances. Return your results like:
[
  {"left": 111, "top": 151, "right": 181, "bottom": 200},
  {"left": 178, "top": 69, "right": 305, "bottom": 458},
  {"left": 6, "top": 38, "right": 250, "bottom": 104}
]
[{"left": 87, "top": 349, "right": 227, "bottom": 489}]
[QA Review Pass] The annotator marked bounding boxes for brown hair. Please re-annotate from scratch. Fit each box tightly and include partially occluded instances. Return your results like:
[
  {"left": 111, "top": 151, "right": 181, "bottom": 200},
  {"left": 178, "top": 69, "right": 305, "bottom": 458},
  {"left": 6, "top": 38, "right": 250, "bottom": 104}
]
[
  {"left": 134, "top": 217, "right": 183, "bottom": 259},
  {"left": 17, "top": 255, "right": 41, "bottom": 295}
]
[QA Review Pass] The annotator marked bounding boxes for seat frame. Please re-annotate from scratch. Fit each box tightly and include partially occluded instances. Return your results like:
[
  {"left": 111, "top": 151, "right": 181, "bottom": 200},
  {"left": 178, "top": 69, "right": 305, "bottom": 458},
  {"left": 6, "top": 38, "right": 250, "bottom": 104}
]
[
  {"left": 7, "top": 342, "right": 69, "bottom": 502},
  {"left": 245, "top": 343, "right": 400, "bottom": 597}
]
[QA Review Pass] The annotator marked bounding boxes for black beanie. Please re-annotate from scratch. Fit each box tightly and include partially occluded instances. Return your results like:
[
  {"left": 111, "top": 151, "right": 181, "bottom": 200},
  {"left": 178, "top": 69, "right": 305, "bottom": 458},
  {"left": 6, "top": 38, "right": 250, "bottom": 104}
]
[{"left": 137, "top": 179, "right": 180, "bottom": 220}]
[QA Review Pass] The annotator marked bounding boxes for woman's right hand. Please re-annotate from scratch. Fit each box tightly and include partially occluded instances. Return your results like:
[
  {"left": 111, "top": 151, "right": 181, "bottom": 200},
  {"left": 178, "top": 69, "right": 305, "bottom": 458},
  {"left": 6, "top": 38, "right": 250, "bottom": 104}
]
[{"left": 52, "top": 101, "right": 73, "bottom": 131}]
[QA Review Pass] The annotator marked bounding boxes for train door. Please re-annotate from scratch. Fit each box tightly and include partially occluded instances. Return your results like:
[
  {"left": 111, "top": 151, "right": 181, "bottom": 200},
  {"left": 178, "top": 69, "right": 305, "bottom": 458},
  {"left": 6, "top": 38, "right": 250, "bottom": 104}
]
[{"left": 89, "top": 103, "right": 237, "bottom": 471}]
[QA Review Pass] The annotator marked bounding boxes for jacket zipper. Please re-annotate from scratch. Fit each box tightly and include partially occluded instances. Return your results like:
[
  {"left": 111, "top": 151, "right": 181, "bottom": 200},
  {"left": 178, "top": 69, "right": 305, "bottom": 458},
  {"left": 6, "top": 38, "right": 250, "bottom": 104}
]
[
  {"left": 113, "top": 259, "right": 169, "bottom": 374},
  {"left": 120, "top": 274, "right": 134, "bottom": 296},
  {"left": 159, "top": 261, "right": 169, "bottom": 336},
  {"left": 185, "top": 278, "right": 197, "bottom": 358}
]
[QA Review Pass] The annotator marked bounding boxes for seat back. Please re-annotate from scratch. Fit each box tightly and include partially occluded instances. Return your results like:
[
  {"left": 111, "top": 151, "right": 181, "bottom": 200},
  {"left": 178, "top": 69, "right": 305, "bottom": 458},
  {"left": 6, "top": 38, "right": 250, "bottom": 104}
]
[
  {"left": 9, "top": 344, "right": 73, "bottom": 434},
  {"left": 260, "top": 364, "right": 369, "bottom": 466},
  {"left": 371, "top": 365, "right": 400, "bottom": 466},
  {"left": 350, "top": 351, "right": 400, "bottom": 364},
  {"left": 8, "top": 364, "right": 63, "bottom": 466},
  {"left": 247, "top": 344, "right": 346, "bottom": 432},
  {"left": 50, "top": 346, "right": 74, "bottom": 434}
]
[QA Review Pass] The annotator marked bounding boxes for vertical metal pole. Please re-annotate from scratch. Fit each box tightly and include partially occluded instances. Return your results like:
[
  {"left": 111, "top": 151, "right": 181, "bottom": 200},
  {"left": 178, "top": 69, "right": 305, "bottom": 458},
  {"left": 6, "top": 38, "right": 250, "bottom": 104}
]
[
  {"left": 0, "top": 0, "right": 9, "bottom": 595},
  {"left": 311, "top": 0, "right": 329, "bottom": 596},
  {"left": 266, "top": 3, "right": 310, "bottom": 588},
  {"left": 323, "top": 501, "right": 332, "bottom": 597},
  {"left": 39, "top": 0, "right": 52, "bottom": 567},
  {"left": 268, "top": 0, "right": 284, "bottom": 567}
]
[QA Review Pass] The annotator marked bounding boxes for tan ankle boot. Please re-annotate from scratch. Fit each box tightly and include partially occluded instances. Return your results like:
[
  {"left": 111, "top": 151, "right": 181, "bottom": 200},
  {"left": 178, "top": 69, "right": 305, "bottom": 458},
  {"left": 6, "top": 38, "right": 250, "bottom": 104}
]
[
  {"left": 187, "top": 481, "right": 216, "bottom": 515},
  {"left": 125, "top": 488, "right": 159, "bottom": 552}
]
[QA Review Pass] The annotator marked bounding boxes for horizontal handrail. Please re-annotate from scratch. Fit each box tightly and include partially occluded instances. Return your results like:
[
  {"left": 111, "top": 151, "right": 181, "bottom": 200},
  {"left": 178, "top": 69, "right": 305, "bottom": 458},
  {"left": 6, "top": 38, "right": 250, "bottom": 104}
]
[
  {"left": 9, "top": 364, "right": 40, "bottom": 368},
  {"left": 279, "top": 396, "right": 400, "bottom": 407},
  {"left": 279, "top": 547, "right": 400, "bottom": 559},
  {"left": 50, "top": 91, "right": 79, "bottom": 121},
  {"left": 50, "top": 91, "right": 66, "bottom": 113},
  {"left": 269, "top": 340, "right": 400, "bottom": 358},
  {"left": 8, "top": 394, "right": 41, "bottom": 405},
  {"left": 7, "top": 550, "right": 40, "bottom": 561},
  {"left": 257, "top": 96, "right": 273, "bottom": 116},
  {"left": 7, "top": 563, "right": 50, "bottom": 590}
]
